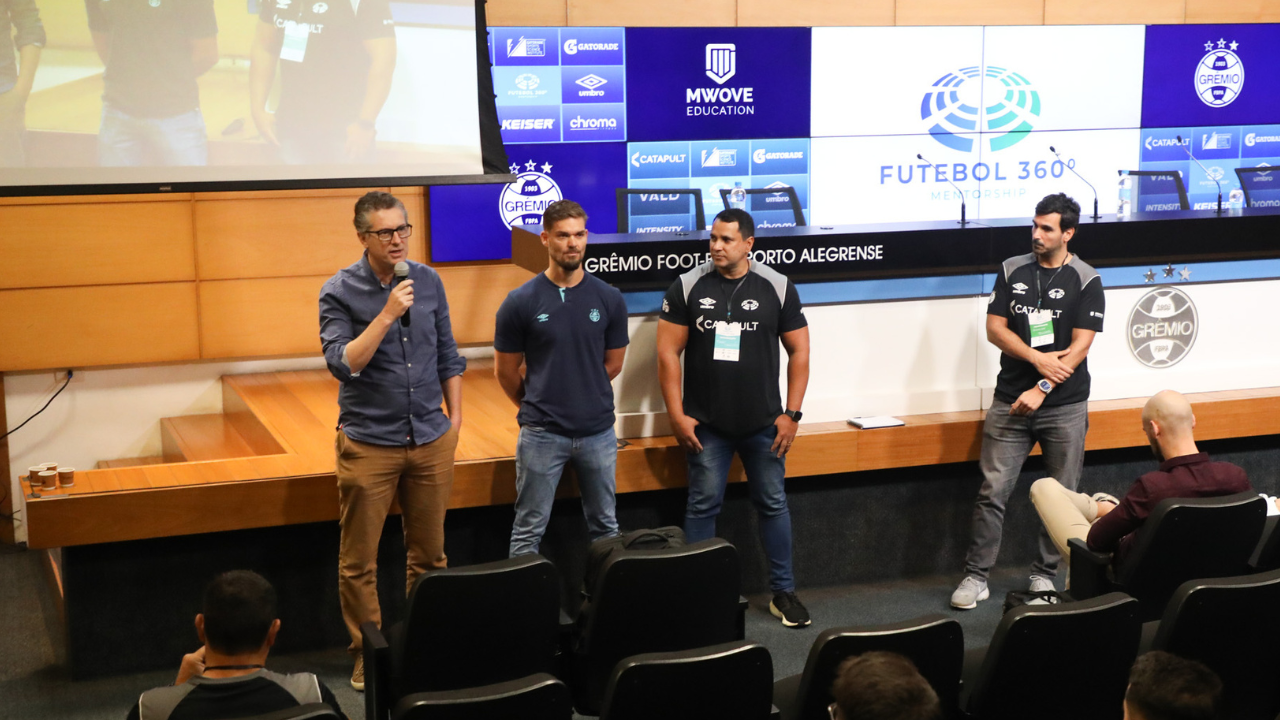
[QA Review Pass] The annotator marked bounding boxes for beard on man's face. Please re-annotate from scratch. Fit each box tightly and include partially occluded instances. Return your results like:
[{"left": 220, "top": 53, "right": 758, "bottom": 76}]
[{"left": 555, "top": 256, "right": 582, "bottom": 272}]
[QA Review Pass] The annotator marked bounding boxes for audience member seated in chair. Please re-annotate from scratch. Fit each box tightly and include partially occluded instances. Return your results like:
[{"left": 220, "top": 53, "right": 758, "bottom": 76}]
[
  {"left": 1029, "top": 390, "right": 1250, "bottom": 568},
  {"left": 829, "top": 652, "right": 941, "bottom": 720},
  {"left": 126, "top": 571, "right": 347, "bottom": 720},
  {"left": 1123, "top": 651, "right": 1221, "bottom": 720}
]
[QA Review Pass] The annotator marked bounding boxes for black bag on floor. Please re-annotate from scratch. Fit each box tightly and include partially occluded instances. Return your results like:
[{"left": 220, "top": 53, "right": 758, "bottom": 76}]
[
  {"left": 582, "top": 526, "right": 686, "bottom": 600},
  {"left": 1003, "top": 589, "right": 1069, "bottom": 613}
]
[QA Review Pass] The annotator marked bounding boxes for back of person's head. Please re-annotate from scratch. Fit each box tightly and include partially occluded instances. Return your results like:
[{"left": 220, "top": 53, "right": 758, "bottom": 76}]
[
  {"left": 831, "top": 651, "right": 941, "bottom": 720},
  {"left": 1142, "top": 390, "right": 1196, "bottom": 437},
  {"left": 201, "top": 570, "right": 279, "bottom": 656},
  {"left": 1125, "top": 651, "right": 1221, "bottom": 720}
]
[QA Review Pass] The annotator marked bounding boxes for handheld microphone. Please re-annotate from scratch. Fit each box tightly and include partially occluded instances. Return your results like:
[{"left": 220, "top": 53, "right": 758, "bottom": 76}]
[
  {"left": 1049, "top": 146, "right": 1100, "bottom": 220},
  {"left": 917, "top": 153, "right": 967, "bottom": 225},
  {"left": 393, "top": 261, "right": 411, "bottom": 327},
  {"left": 1176, "top": 135, "right": 1223, "bottom": 215}
]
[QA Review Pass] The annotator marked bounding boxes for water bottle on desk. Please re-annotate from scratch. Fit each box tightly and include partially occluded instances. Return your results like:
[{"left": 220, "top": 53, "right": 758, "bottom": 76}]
[
  {"left": 1117, "top": 174, "right": 1132, "bottom": 218},
  {"left": 728, "top": 182, "right": 747, "bottom": 210},
  {"left": 1228, "top": 187, "right": 1244, "bottom": 211}
]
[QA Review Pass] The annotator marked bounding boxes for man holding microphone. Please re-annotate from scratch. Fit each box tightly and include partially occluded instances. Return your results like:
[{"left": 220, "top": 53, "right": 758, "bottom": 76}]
[{"left": 319, "top": 191, "right": 465, "bottom": 690}]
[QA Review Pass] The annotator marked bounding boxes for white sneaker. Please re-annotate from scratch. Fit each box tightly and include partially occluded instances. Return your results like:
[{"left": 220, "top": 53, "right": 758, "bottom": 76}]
[
  {"left": 950, "top": 576, "right": 989, "bottom": 609},
  {"left": 1026, "top": 575, "right": 1057, "bottom": 605}
]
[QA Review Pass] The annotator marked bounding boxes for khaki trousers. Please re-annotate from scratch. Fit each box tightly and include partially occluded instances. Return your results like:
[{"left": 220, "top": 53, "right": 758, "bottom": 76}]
[
  {"left": 1029, "top": 477, "right": 1102, "bottom": 562},
  {"left": 336, "top": 427, "right": 458, "bottom": 652}
]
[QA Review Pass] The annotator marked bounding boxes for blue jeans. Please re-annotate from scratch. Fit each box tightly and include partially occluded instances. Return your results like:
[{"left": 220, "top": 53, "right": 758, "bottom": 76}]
[
  {"left": 685, "top": 423, "right": 796, "bottom": 593},
  {"left": 98, "top": 104, "right": 207, "bottom": 166},
  {"left": 509, "top": 425, "right": 620, "bottom": 557}
]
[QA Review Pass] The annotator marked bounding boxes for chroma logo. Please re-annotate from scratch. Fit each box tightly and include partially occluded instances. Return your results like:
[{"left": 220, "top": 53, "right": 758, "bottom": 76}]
[
  {"left": 921, "top": 66, "right": 1040, "bottom": 153},
  {"left": 1195, "top": 40, "right": 1244, "bottom": 108}
]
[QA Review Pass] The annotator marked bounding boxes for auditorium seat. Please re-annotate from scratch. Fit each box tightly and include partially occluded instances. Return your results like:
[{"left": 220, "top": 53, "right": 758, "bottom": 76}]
[
  {"left": 771, "top": 614, "right": 963, "bottom": 720},
  {"left": 570, "top": 538, "right": 742, "bottom": 715},
  {"left": 1251, "top": 515, "right": 1280, "bottom": 571},
  {"left": 599, "top": 641, "right": 774, "bottom": 720},
  {"left": 1152, "top": 569, "right": 1280, "bottom": 720},
  {"left": 1068, "top": 491, "right": 1267, "bottom": 620},
  {"left": 963, "top": 593, "right": 1140, "bottom": 720},
  {"left": 234, "top": 703, "right": 342, "bottom": 720},
  {"left": 391, "top": 673, "right": 572, "bottom": 720},
  {"left": 361, "top": 555, "right": 561, "bottom": 720}
]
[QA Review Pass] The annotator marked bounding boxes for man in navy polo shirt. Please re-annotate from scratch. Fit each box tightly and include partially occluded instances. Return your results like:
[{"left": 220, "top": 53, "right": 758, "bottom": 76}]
[
  {"left": 656, "top": 208, "right": 812, "bottom": 628},
  {"left": 495, "top": 199, "right": 629, "bottom": 557}
]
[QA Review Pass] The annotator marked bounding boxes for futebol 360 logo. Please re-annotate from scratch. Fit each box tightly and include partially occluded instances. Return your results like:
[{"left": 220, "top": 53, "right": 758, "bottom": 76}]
[
  {"left": 1128, "top": 287, "right": 1198, "bottom": 368},
  {"left": 686, "top": 43, "right": 753, "bottom": 116},
  {"left": 921, "top": 65, "right": 1040, "bottom": 153},
  {"left": 1195, "top": 39, "right": 1244, "bottom": 108}
]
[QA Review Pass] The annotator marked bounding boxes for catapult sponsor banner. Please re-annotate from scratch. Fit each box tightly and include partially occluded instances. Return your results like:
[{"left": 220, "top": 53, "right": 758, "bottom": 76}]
[
  {"left": 429, "top": 142, "right": 627, "bottom": 262},
  {"left": 1141, "top": 24, "right": 1280, "bottom": 129},
  {"left": 625, "top": 27, "right": 810, "bottom": 141}
]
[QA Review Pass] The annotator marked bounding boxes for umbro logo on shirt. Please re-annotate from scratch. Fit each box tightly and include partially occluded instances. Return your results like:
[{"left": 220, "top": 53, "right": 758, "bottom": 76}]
[
  {"left": 1048, "top": 288, "right": 1065, "bottom": 299},
  {"left": 1011, "top": 283, "right": 1028, "bottom": 295},
  {"left": 699, "top": 298, "right": 716, "bottom": 309},
  {"left": 536, "top": 313, "right": 549, "bottom": 322}
]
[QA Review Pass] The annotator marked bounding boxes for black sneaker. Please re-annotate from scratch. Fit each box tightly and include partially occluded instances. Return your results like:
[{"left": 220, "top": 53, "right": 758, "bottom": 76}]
[{"left": 769, "top": 591, "right": 811, "bottom": 628}]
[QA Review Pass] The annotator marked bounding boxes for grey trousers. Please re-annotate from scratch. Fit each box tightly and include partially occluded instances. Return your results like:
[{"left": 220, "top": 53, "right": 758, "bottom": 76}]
[{"left": 962, "top": 398, "right": 1089, "bottom": 580}]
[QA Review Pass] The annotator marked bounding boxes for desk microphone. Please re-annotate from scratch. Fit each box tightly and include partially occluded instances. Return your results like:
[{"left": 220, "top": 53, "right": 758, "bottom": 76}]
[
  {"left": 1176, "top": 135, "right": 1223, "bottom": 215},
  {"left": 393, "top": 261, "right": 411, "bottom": 327},
  {"left": 1049, "top": 146, "right": 1100, "bottom": 220},
  {"left": 917, "top": 153, "right": 967, "bottom": 225}
]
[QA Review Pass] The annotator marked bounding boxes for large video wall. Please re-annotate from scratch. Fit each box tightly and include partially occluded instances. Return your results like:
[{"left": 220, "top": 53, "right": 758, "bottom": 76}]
[{"left": 430, "top": 22, "right": 1280, "bottom": 263}]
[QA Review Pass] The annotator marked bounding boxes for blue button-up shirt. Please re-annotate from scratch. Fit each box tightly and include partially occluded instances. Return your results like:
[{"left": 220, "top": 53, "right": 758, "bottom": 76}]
[{"left": 319, "top": 254, "right": 466, "bottom": 447}]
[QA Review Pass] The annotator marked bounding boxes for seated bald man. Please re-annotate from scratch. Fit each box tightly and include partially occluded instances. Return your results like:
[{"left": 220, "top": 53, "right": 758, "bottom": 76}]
[{"left": 1029, "top": 389, "right": 1251, "bottom": 566}]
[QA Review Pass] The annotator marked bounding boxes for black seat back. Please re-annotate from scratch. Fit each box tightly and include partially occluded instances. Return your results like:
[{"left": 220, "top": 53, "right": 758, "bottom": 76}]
[
  {"left": 1253, "top": 515, "right": 1280, "bottom": 571},
  {"left": 396, "top": 554, "right": 560, "bottom": 696},
  {"left": 392, "top": 673, "right": 572, "bottom": 720},
  {"left": 791, "top": 615, "right": 963, "bottom": 720},
  {"left": 600, "top": 641, "right": 773, "bottom": 720},
  {"left": 574, "top": 539, "right": 741, "bottom": 715},
  {"left": 967, "top": 593, "right": 1140, "bottom": 720},
  {"left": 1154, "top": 569, "right": 1280, "bottom": 720},
  {"left": 1115, "top": 492, "right": 1266, "bottom": 618},
  {"left": 232, "top": 703, "right": 341, "bottom": 720}
]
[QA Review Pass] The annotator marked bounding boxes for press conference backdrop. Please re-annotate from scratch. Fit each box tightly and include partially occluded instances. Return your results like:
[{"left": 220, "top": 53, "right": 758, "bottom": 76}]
[
  {"left": 430, "top": 22, "right": 1280, "bottom": 263},
  {"left": 1, "top": 0, "right": 506, "bottom": 194}
]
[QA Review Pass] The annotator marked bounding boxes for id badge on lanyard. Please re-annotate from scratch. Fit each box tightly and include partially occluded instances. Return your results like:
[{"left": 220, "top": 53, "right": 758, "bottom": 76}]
[
  {"left": 713, "top": 321, "right": 742, "bottom": 362},
  {"left": 281, "top": 21, "right": 310, "bottom": 62},
  {"left": 1028, "top": 309, "right": 1055, "bottom": 348}
]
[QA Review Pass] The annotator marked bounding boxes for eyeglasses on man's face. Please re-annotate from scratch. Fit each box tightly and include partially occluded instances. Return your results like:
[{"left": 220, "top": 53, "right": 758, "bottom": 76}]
[{"left": 363, "top": 224, "right": 413, "bottom": 243}]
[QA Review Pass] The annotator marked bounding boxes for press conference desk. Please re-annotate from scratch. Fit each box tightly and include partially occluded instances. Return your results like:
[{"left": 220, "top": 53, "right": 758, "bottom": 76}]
[{"left": 512, "top": 207, "right": 1280, "bottom": 290}]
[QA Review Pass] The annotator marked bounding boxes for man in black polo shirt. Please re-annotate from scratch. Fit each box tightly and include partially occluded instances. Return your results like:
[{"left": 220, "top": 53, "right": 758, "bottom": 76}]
[
  {"left": 250, "top": 0, "right": 396, "bottom": 164},
  {"left": 495, "top": 199, "right": 629, "bottom": 556},
  {"left": 951, "top": 193, "right": 1105, "bottom": 609},
  {"left": 657, "top": 208, "right": 812, "bottom": 627},
  {"left": 127, "top": 570, "right": 347, "bottom": 720},
  {"left": 87, "top": 0, "right": 218, "bottom": 166}
]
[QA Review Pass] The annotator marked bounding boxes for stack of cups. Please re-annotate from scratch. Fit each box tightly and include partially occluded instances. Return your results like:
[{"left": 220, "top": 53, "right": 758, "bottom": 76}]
[{"left": 31, "top": 462, "right": 63, "bottom": 491}]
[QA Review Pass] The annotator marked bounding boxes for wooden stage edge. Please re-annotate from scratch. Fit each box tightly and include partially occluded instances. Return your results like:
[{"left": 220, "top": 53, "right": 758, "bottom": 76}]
[{"left": 20, "top": 368, "right": 1280, "bottom": 550}]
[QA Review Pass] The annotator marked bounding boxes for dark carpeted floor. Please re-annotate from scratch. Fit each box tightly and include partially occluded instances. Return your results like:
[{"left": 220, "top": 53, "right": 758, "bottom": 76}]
[{"left": 0, "top": 540, "right": 1038, "bottom": 720}]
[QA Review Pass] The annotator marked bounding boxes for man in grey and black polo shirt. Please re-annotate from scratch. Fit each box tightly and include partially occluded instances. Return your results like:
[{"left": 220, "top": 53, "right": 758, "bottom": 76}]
[
  {"left": 657, "top": 208, "right": 812, "bottom": 627},
  {"left": 952, "top": 193, "right": 1105, "bottom": 609}
]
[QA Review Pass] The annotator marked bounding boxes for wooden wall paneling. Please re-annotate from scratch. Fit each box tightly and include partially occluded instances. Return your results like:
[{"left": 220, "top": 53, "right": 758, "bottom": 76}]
[
  {"left": 1, "top": 374, "right": 12, "bottom": 545},
  {"left": 390, "top": 187, "right": 430, "bottom": 264},
  {"left": 738, "top": 0, "right": 895, "bottom": 26},
  {"left": 0, "top": 284, "right": 201, "bottom": 371},
  {"left": 1186, "top": 0, "right": 1280, "bottom": 22},
  {"left": 198, "top": 277, "right": 330, "bottom": 359},
  {"left": 568, "top": 0, "right": 736, "bottom": 26},
  {"left": 436, "top": 265, "right": 536, "bottom": 346},
  {"left": 895, "top": 0, "right": 1044, "bottom": 25},
  {"left": 0, "top": 201, "right": 196, "bottom": 289},
  {"left": 486, "top": 0, "right": 568, "bottom": 26},
  {"left": 1045, "top": 0, "right": 1185, "bottom": 24}
]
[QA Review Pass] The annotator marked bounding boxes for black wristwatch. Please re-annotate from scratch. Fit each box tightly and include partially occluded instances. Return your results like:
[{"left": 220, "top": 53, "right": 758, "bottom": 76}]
[{"left": 783, "top": 409, "right": 803, "bottom": 422}]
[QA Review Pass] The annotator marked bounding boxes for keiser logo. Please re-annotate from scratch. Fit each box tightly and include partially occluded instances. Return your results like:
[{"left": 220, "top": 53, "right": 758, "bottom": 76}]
[
  {"left": 686, "top": 43, "right": 754, "bottom": 117},
  {"left": 1145, "top": 135, "right": 1189, "bottom": 151},
  {"left": 631, "top": 151, "right": 687, "bottom": 168},
  {"left": 564, "top": 39, "right": 620, "bottom": 55},
  {"left": 1195, "top": 39, "right": 1244, "bottom": 108},
  {"left": 502, "top": 118, "right": 555, "bottom": 130},
  {"left": 753, "top": 148, "right": 803, "bottom": 163},
  {"left": 1246, "top": 133, "right": 1280, "bottom": 147}
]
